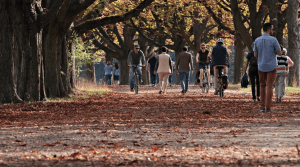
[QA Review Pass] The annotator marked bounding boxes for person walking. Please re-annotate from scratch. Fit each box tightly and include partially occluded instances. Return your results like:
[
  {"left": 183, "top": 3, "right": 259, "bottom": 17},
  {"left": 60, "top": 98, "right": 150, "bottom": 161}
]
[
  {"left": 154, "top": 46, "right": 173, "bottom": 94},
  {"left": 254, "top": 23, "right": 281, "bottom": 113},
  {"left": 104, "top": 61, "right": 113, "bottom": 85},
  {"left": 211, "top": 38, "right": 230, "bottom": 95},
  {"left": 274, "top": 46, "right": 290, "bottom": 102},
  {"left": 147, "top": 52, "right": 157, "bottom": 87},
  {"left": 196, "top": 43, "right": 211, "bottom": 88},
  {"left": 127, "top": 44, "right": 146, "bottom": 92},
  {"left": 113, "top": 63, "right": 120, "bottom": 85},
  {"left": 168, "top": 61, "right": 175, "bottom": 87},
  {"left": 244, "top": 42, "right": 260, "bottom": 102},
  {"left": 176, "top": 46, "right": 193, "bottom": 93}
]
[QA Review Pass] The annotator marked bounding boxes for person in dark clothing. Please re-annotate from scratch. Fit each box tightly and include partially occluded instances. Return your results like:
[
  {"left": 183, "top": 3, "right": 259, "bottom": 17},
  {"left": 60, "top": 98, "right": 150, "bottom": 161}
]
[
  {"left": 127, "top": 44, "right": 146, "bottom": 92},
  {"left": 211, "top": 38, "right": 230, "bottom": 95},
  {"left": 147, "top": 52, "right": 157, "bottom": 86},
  {"left": 244, "top": 43, "right": 260, "bottom": 102}
]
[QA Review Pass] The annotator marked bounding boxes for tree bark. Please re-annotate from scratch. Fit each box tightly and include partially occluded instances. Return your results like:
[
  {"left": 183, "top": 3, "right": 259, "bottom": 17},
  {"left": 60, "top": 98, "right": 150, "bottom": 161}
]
[
  {"left": 86, "top": 62, "right": 96, "bottom": 83},
  {"left": 232, "top": 33, "right": 245, "bottom": 84},
  {"left": 119, "top": 58, "right": 130, "bottom": 85},
  {"left": 287, "top": 0, "right": 300, "bottom": 86}
]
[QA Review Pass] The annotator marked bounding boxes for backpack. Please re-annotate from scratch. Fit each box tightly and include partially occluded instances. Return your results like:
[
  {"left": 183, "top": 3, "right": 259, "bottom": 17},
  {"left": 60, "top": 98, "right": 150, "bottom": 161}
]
[
  {"left": 241, "top": 73, "right": 249, "bottom": 88},
  {"left": 249, "top": 56, "right": 257, "bottom": 67}
]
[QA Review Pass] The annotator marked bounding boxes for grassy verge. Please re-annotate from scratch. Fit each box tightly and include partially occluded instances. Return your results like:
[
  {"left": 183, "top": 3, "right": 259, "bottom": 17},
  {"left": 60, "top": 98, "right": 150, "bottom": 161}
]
[
  {"left": 229, "top": 84, "right": 300, "bottom": 94},
  {"left": 46, "top": 82, "right": 112, "bottom": 102}
]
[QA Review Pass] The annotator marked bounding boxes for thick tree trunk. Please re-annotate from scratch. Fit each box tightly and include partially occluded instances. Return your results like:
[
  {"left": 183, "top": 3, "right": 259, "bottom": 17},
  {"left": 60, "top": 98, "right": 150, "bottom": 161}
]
[
  {"left": 61, "top": 35, "right": 72, "bottom": 94},
  {"left": 86, "top": 62, "right": 96, "bottom": 83},
  {"left": 43, "top": 25, "right": 67, "bottom": 98},
  {"left": 0, "top": 1, "right": 40, "bottom": 104},
  {"left": 233, "top": 33, "right": 245, "bottom": 84},
  {"left": 119, "top": 58, "right": 130, "bottom": 85},
  {"left": 287, "top": 0, "right": 300, "bottom": 86}
]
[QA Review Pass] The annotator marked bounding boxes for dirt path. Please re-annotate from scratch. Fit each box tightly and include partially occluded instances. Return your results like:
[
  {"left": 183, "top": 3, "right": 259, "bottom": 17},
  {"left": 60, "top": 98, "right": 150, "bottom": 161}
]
[{"left": 0, "top": 85, "right": 300, "bottom": 166}]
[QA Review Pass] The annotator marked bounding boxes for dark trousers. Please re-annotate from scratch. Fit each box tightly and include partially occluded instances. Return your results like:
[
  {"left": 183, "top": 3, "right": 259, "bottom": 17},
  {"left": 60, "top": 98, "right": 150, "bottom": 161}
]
[
  {"left": 249, "top": 70, "right": 260, "bottom": 99},
  {"left": 168, "top": 74, "right": 172, "bottom": 84},
  {"left": 150, "top": 70, "right": 156, "bottom": 85}
]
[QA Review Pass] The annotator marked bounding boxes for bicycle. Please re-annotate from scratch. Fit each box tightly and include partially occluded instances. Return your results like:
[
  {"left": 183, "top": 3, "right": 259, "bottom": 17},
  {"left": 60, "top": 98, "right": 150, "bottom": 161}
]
[
  {"left": 199, "top": 61, "right": 209, "bottom": 93},
  {"left": 216, "top": 66, "right": 227, "bottom": 97},
  {"left": 131, "top": 65, "right": 142, "bottom": 94}
]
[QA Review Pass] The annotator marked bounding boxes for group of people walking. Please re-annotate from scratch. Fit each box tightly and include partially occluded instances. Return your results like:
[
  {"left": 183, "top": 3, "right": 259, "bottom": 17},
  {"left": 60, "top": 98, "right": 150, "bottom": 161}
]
[
  {"left": 244, "top": 23, "right": 294, "bottom": 113},
  {"left": 127, "top": 38, "right": 230, "bottom": 95},
  {"left": 125, "top": 22, "right": 292, "bottom": 113},
  {"left": 104, "top": 62, "right": 120, "bottom": 85}
]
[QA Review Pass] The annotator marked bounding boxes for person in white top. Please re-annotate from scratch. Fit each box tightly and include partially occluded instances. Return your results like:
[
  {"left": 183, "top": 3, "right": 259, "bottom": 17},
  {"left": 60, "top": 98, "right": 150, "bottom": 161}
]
[
  {"left": 274, "top": 47, "right": 289, "bottom": 102},
  {"left": 154, "top": 46, "right": 173, "bottom": 94}
]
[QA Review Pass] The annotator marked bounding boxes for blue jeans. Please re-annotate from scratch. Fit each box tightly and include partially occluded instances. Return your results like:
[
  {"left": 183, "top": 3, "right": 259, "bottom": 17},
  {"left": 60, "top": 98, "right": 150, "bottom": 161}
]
[
  {"left": 105, "top": 75, "right": 112, "bottom": 85},
  {"left": 130, "top": 65, "right": 142, "bottom": 89},
  {"left": 179, "top": 70, "right": 190, "bottom": 92},
  {"left": 150, "top": 70, "right": 156, "bottom": 85}
]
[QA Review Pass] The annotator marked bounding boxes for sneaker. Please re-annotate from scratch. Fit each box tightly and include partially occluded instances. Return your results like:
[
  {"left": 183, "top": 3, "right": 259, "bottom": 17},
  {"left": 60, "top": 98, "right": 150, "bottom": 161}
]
[
  {"left": 278, "top": 97, "right": 282, "bottom": 103},
  {"left": 259, "top": 108, "right": 266, "bottom": 112},
  {"left": 181, "top": 89, "right": 185, "bottom": 93},
  {"left": 130, "top": 89, "right": 134, "bottom": 92},
  {"left": 139, "top": 80, "right": 143, "bottom": 84},
  {"left": 265, "top": 110, "right": 272, "bottom": 113},
  {"left": 257, "top": 97, "right": 260, "bottom": 101},
  {"left": 275, "top": 97, "right": 279, "bottom": 102},
  {"left": 159, "top": 90, "right": 162, "bottom": 94},
  {"left": 170, "top": 84, "right": 172, "bottom": 87},
  {"left": 253, "top": 99, "right": 256, "bottom": 102}
]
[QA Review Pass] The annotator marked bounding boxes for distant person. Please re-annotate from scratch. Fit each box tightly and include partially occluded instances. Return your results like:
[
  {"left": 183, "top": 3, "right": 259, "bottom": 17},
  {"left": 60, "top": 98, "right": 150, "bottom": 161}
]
[
  {"left": 176, "top": 46, "right": 193, "bottom": 93},
  {"left": 127, "top": 44, "right": 146, "bottom": 92},
  {"left": 113, "top": 63, "right": 120, "bottom": 85},
  {"left": 254, "top": 23, "right": 281, "bottom": 113},
  {"left": 196, "top": 43, "right": 211, "bottom": 88},
  {"left": 154, "top": 46, "right": 173, "bottom": 94},
  {"left": 211, "top": 38, "right": 230, "bottom": 95},
  {"left": 168, "top": 61, "right": 175, "bottom": 87},
  {"left": 244, "top": 42, "right": 260, "bottom": 102},
  {"left": 104, "top": 61, "right": 113, "bottom": 85},
  {"left": 274, "top": 47, "right": 292, "bottom": 102},
  {"left": 147, "top": 52, "right": 157, "bottom": 87}
]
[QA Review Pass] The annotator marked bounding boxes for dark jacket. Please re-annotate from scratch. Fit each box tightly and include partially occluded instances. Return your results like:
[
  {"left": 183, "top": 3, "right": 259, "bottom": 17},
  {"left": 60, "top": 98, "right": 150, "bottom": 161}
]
[
  {"left": 127, "top": 50, "right": 146, "bottom": 66},
  {"left": 211, "top": 44, "right": 229, "bottom": 67}
]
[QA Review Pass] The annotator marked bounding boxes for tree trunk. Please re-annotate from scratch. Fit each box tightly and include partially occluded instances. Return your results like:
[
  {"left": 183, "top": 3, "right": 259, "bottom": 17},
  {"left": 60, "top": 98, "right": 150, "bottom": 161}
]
[
  {"left": 119, "top": 58, "right": 130, "bottom": 85},
  {"left": 287, "top": 0, "right": 300, "bottom": 86},
  {"left": 61, "top": 35, "right": 72, "bottom": 94},
  {"left": 43, "top": 24, "right": 67, "bottom": 98},
  {"left": 0, "top": 1, "right": 41, "bottom": 104},
  {"left": 86, "top": 62, "right": 96, "bottom": 83},
  {"left": 233, "top": 33, "right": 245, "bottom": 84}
]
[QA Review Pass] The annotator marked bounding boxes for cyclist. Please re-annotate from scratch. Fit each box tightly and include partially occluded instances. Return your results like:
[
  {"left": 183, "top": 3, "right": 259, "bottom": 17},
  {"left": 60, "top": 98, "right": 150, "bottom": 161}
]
[
  {"left": 211, "top": 38, "right": 230, "bottom": 95},
  {"left": 127, "top": 45, "right": 146, "bottom": 92},
  {"left": 196, "top": 43, "right": 211, "bottom": 88}
]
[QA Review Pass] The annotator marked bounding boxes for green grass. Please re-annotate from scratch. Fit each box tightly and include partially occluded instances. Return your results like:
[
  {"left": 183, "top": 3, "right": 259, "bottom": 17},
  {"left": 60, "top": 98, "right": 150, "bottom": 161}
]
[
  {"left": 45, "top": 84, "right": 112, "bottom": 102},
  {"left": 229, "top": 84, "right": 300, "bottom": 94}
]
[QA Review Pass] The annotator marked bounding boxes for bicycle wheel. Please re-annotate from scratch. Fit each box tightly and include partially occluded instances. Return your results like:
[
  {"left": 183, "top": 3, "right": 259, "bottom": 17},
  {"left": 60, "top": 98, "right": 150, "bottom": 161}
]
[
  {"left": 219, "top": 86, "right": 223, "bottom": 97},
  {"left": 134, "top": 73, "right": 138, "bottom": 94}
]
